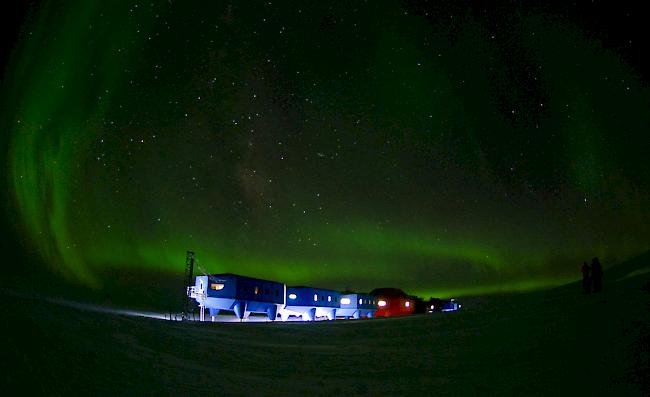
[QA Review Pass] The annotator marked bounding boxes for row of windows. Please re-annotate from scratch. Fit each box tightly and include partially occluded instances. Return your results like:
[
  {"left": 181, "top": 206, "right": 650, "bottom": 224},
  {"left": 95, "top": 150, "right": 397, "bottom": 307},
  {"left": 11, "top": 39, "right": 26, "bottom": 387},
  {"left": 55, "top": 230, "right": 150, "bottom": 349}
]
[
  {"left": 312, "top": 294, "right": 337, "bottom": 302},
  {"left": 286, "top": 294, "right": 377, "bottom": 306},
  {"left": 340, "top": 298, "right": 376, "bottom": 305},
  {"left": 376, "top": 300, "right": 411, "bottom": 308},
  {"left": 287, "top": 293, "right": 339, "bottom": 303},
  {"left": 210, "top": 282, "right": 281, "bottom": 297}
]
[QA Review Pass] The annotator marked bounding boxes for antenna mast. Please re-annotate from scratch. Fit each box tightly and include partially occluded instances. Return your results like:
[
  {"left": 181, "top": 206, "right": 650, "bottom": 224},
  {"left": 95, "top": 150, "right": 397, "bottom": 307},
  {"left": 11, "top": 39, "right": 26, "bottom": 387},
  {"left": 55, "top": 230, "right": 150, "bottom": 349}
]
[{"left": 182, "top": 250, "right": 195, "bottom": 320}]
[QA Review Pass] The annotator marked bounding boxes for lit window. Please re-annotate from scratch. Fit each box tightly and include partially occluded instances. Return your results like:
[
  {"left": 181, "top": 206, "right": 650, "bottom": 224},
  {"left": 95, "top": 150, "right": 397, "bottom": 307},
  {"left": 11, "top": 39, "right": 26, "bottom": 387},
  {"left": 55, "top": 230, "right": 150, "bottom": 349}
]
[
  {"left": 328, "top": 296, "right": 332, "bottom": 302},
  {"left": 288, "top": 293, "right": 297, "bottom": 300},
  {"left": 210, "top": 283, "right": 225, "bottom": 290},
  {"left": 340, "top": 298, "right": 351, "bottom": 305},
  {"left": 314, "top": 294, "right": 318, "bottom": 301},
  {"left": 359, "top": 298, "right": 363, "bottom": 305},
  {"left": 378, "top": 300, "right": 387, "bottom": 307},
  {"left": 405, "top": 301, "right": 410, "bottom": 307},
  {"left": 254, "top": 286, "right": 259, "bottom": 294}
]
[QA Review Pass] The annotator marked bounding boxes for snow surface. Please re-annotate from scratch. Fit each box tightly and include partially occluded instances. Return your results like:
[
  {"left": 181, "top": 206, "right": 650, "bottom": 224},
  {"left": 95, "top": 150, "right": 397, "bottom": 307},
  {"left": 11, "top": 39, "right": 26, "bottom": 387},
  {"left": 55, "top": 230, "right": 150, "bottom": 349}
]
[{"left": 2, "top": 255, "right": 649, "bottom": 396}]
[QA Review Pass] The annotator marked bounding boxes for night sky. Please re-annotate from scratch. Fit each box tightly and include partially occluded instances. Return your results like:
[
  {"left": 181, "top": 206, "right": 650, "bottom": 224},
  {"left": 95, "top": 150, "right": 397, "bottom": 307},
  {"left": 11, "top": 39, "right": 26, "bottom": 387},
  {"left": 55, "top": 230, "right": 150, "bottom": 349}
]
[{"left": 2, "top": 0, "right": 648, "bottom": 299}]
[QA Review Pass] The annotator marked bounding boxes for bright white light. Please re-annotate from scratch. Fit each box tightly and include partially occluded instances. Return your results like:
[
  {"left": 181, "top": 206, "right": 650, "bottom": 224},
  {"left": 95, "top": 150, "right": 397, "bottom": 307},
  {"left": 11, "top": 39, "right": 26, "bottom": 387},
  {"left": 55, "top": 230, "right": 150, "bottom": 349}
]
[
  {"left": 340, "top": 298, "right": 351, "bottom": 305},
  {"left": 430, "top": 305, "right": 434, "bottom": 309},
  {"left": 378, "top": 300, "right": 387, "bottom": 307},
  {"left": 314, "top": 294, "right": 318, "bottom": 301},
  {"left": 288, "top": 293, "right": 297, "bottom": 300},
  {"left": 328, "top": 296, "right": 332, "bottom": 302},
  {"left": 358, "top": 298, "right": 362, "bottom": 304},
  {"left": 405, "top": 301, "right": 410, "bottom": 307}
]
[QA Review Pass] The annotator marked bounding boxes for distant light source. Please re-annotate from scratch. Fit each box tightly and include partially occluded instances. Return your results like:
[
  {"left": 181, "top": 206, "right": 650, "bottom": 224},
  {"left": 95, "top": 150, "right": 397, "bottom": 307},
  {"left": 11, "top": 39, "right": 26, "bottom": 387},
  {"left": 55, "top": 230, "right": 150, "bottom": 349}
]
[
  {"left": 405, "top": 301, "right": 410, "bottom": 307},
  {"left": 328, "top": 296, "right": 332, "bottom": 302},
  {"left": 288, "top": 293, "right": 297, "bottom": 300},
  {"left": 359, "top": 298, "right": 363, "bottom": 305},
  {"left": 430, "top": 305, "right": 434, "bottom": 309},
  {"left": 378, "top": 300, "right": 387, "bottom": 307},
  {"left": 340, "top": 298, "right": 351, "bottom": 305},
  {"left": 210, "top": 283, "right": 225, "bottom": 290},
  {"left": 314, "top": 294, "right": 318, "bottom": 301}
]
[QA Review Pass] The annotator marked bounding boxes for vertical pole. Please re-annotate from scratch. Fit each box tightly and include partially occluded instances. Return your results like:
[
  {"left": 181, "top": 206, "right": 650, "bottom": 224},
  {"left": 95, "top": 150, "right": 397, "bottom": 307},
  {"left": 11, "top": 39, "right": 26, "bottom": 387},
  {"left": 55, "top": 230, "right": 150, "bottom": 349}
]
[{"left": 182, "top": 251, "right": 195, "bottom": 321}]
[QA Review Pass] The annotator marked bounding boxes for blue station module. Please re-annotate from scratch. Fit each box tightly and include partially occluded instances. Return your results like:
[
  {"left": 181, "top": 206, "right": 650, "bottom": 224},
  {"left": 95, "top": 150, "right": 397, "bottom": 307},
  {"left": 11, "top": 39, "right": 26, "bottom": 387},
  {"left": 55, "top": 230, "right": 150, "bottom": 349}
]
[
  {"left": 337, "top": 293, "right": 377, "bottom": 319},
  {"left": 191, "top": 273, "right": 285, "bottom": 320},
  {"left": 281, "top": 286, "right": 341, "bottom": 321}
]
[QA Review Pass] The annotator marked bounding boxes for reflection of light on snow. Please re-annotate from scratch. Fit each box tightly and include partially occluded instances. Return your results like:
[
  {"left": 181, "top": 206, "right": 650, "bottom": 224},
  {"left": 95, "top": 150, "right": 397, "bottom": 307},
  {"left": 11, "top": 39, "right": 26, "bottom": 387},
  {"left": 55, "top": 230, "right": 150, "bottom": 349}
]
[
  {"left": 44, "top": 298, "right": 172, "bottom": 320},
  {"left": 288, "top": 293, "right": 297, "bottom": 299},
  {"left": 378, "top": 300, "right": 387, "bottom": 307},
  {"left": 341, "top": 298, "right": 351, "bottom": 304}
]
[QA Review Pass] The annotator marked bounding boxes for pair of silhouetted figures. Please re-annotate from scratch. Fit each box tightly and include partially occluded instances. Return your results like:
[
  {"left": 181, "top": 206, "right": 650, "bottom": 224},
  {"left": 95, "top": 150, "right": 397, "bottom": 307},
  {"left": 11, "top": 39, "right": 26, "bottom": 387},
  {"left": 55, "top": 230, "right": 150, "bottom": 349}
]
[{"left": 581, "top": 257, "right": 603, "bottom": 294}]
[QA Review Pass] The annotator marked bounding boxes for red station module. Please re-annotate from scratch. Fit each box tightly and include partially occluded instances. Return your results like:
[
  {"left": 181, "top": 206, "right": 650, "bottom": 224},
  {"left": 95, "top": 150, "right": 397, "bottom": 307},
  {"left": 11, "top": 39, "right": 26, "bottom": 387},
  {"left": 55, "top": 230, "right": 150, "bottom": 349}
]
[{"left": 370, "top": 288, "right": 416, "bottom": 317}]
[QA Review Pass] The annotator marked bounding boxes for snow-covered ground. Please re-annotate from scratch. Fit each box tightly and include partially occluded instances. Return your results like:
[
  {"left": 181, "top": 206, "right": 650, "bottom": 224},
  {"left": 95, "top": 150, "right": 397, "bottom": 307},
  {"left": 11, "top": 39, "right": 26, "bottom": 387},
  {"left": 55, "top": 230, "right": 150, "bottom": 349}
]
[{"left": 2, "top": 254, "right": 649, "bottom": 395}]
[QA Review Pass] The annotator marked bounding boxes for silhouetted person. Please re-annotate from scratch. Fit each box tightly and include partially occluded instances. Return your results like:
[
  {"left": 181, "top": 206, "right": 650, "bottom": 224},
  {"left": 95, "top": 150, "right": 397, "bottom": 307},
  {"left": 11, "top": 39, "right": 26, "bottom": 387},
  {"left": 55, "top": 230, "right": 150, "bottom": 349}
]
[
  {"left": 581, "top": 261, "right": 591, "bottom": 294},
  {"left": 591, "top": 257, "right": 603, "bottom": 293}
]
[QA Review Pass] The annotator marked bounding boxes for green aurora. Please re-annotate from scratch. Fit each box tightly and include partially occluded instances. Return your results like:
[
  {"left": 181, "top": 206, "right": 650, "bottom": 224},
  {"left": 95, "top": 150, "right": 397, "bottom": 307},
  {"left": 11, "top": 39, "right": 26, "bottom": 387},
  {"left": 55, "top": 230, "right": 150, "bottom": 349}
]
[{"left": 3, "top": 1, "right": 649, "bottom": 299}]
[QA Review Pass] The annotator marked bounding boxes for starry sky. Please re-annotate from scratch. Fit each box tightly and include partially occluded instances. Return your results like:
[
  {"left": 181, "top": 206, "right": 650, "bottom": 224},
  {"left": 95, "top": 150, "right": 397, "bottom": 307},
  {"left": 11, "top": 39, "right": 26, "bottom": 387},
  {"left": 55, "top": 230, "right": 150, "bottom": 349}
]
[{"left": 1, "top": 0, "right": 649, "bottom": 300}]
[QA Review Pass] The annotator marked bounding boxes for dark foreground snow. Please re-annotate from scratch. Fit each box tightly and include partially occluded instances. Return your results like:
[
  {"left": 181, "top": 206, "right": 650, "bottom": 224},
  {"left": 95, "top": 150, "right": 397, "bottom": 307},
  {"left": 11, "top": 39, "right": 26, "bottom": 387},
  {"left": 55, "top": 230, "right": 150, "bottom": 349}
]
[{"left": 2, "top": 258, "right": 649, "bottom": 396}]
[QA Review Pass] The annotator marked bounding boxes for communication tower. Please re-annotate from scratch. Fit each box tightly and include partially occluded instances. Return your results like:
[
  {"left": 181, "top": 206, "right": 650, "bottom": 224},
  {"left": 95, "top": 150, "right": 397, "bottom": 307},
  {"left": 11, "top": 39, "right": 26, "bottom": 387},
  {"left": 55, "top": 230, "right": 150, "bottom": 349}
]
[{"left": 181, "top": 250, "right": 195, "bottom": 320}]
